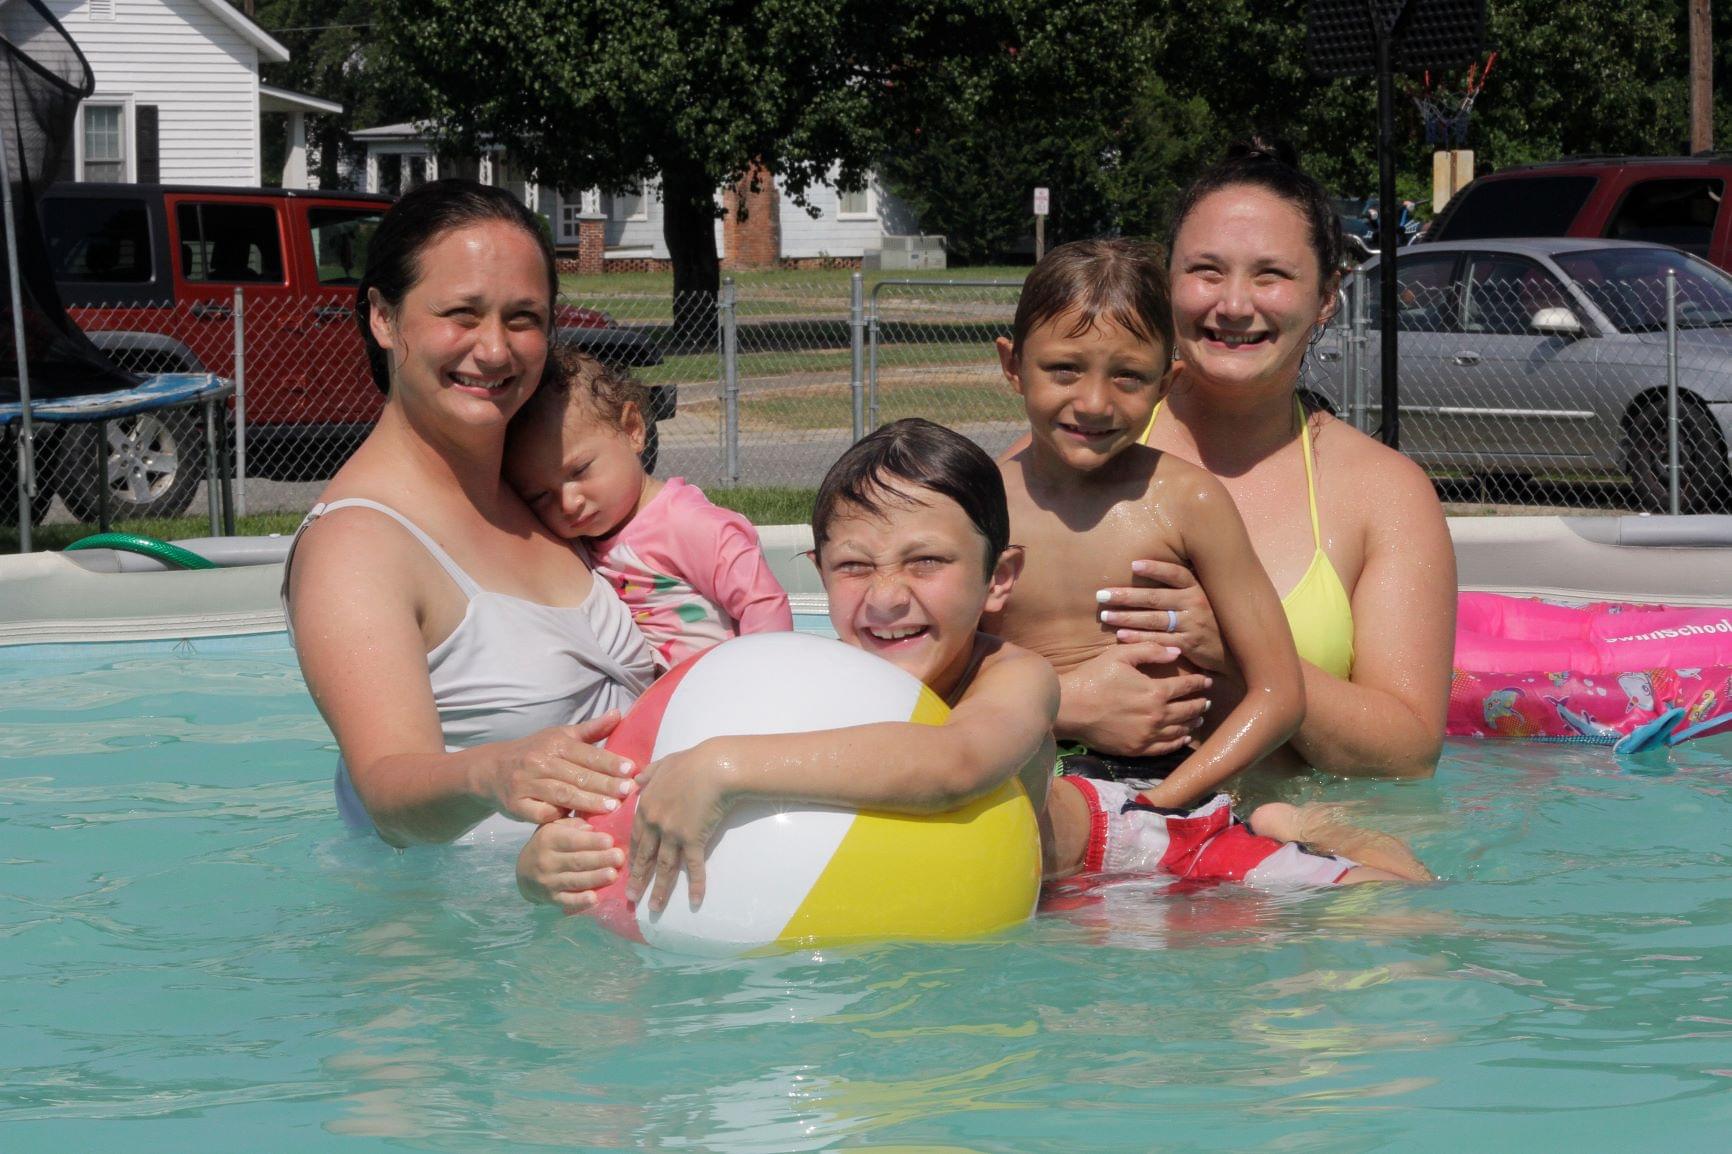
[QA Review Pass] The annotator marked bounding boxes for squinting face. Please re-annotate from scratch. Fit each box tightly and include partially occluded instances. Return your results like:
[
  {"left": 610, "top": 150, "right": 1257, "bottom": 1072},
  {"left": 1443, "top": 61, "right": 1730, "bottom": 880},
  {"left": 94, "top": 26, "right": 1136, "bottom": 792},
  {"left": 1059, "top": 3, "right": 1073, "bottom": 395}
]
[
  {"left": 818, "top": 480, "right": 1017, "bottom": 698},
  {"left": 1169, "top": 185, "right": 1335, "bottom": 392},
  {"left": 997, "top": 310, "right": 1168, "bottom": 474},
  {"left": 369, "top": 221, "right": 552, "bottom": 430},
  {"left": 506, "top": 404, "right": 647, "bottom": 539}
]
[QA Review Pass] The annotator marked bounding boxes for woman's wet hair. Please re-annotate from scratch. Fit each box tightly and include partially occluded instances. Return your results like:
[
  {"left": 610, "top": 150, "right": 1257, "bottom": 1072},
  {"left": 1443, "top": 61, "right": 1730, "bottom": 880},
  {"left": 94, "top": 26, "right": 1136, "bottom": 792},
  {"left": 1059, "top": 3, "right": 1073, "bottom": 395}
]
[
  {"left": 356, "top": 178, "right": 559, "bottom": 394},
  {"left": 811, "top": 418, "right": 1010, "bottom": 574},
  {"left": 509, "top": 346, "right": 652, "bottom": 440},
  {"left": 1008, "top": 237, "right": 1173, "bottom": 357},
  {"left": 1167, "top": 135, "right": 1345, "bottom": 282}
]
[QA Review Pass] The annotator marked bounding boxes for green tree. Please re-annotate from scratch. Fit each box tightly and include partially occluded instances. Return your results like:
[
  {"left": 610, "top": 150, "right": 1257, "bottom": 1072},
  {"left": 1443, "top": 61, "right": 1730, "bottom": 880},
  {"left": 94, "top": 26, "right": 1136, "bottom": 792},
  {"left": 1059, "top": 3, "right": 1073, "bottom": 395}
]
[
  {"left": 379, "top": 0, "right": 994, "bottom": 326},
  {"left": 254, "top": 0, "right": 418, "bottom": 188}
]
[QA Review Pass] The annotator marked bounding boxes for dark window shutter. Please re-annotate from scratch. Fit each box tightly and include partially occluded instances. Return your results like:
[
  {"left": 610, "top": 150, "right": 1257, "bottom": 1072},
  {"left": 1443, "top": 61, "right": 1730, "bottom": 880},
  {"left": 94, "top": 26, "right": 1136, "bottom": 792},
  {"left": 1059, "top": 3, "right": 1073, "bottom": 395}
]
[{"left": 135, "top": 105, "right": 159, "bottom": 184}]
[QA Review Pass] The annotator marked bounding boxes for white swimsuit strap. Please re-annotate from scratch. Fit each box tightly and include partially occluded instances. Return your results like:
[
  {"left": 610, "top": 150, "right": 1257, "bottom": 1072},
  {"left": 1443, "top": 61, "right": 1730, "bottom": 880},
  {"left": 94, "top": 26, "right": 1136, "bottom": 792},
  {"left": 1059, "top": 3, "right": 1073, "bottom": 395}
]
[{"left": 300, "top": 498, "right": 483, "bottom": 599}]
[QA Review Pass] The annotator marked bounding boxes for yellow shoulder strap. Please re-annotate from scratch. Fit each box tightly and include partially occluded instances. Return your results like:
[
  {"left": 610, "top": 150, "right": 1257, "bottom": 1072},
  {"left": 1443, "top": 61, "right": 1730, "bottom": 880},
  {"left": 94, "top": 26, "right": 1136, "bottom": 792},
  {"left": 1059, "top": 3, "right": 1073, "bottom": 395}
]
[{"left": 1297, "top": 400, "right": 1324, "bottom": 550}]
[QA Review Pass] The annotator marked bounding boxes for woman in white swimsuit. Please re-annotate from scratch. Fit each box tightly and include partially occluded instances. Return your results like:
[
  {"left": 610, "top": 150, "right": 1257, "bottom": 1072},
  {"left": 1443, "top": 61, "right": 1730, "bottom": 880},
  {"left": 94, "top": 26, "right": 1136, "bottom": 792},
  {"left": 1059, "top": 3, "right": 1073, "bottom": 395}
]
[{"left": 284, "top": 181, "right": 655, "bottom": 869}]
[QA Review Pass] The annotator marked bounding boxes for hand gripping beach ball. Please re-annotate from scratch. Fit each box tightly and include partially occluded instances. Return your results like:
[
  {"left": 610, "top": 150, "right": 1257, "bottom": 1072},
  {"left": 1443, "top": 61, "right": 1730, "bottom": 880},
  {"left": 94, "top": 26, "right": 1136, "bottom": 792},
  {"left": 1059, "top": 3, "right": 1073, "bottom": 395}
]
[{"left": 586, "top": 632, "right": 1042, "bottom": 955}]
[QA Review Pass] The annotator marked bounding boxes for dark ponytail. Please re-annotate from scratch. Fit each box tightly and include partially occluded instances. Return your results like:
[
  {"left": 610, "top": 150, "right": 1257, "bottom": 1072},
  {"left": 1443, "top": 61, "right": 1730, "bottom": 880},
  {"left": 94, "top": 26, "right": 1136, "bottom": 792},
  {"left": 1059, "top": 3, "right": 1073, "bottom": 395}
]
[
  {"left": 355, "top": 179, "right": 559, "bottom": 394},
  {"left": 1167, "top": 135, "right": 1345, "bottom": 280}
]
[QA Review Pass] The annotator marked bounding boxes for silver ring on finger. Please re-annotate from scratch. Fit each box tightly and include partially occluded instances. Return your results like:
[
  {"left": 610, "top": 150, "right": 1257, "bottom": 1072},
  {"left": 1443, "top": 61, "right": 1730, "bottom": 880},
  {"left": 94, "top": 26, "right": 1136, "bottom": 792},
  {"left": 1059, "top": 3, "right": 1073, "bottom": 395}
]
[{"left": 1166, "top": 608, "right": 1179, "bottom": 634}]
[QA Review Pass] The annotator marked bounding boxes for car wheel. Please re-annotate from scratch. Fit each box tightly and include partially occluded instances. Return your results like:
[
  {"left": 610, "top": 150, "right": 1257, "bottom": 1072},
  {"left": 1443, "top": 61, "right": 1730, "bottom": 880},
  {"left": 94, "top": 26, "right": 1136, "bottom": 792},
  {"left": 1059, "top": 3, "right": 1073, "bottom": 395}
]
[
  {"left": 54, "top": 407, "right": 208, "bottom": 522},
  {"left": 1626, "top": 400, "right": 1732, "bottom": 514}
]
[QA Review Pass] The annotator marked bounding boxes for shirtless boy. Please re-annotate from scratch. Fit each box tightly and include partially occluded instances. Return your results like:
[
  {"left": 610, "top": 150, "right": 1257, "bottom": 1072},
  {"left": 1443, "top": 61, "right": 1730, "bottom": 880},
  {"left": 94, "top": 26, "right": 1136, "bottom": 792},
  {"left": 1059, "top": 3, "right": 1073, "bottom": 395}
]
[{"left": 993, "top": 239, "right": 1428, "bottom": 885}]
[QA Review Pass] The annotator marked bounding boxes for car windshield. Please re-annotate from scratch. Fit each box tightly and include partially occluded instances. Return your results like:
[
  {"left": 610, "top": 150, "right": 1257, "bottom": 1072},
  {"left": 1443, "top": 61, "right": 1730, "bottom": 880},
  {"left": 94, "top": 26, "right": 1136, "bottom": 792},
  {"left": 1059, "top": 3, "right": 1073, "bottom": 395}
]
[{"left": 1552, "top": 248, "right": 1732, "bottom": 332}]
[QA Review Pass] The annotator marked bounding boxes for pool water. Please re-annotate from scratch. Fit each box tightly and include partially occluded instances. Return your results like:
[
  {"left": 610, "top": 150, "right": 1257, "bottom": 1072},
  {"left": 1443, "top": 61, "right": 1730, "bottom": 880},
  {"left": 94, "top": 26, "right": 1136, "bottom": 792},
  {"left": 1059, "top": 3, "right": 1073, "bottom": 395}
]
[{"left": 4, "top": 633, "right": 1732, "bottom": 1152}]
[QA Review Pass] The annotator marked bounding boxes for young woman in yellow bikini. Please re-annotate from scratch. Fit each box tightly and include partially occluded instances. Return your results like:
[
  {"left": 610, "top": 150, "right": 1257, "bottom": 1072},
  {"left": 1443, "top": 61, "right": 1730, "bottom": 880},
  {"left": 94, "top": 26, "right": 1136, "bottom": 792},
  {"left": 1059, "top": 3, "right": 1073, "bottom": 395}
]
[{"left": 1073, "top": 139, "right": 1456, "bottom": 780}]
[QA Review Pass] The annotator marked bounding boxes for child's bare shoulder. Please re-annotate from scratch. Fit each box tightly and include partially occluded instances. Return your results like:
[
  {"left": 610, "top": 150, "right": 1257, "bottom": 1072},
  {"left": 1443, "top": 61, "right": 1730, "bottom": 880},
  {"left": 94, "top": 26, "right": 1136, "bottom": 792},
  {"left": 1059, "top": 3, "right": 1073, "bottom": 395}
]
[
  {"left": 1149, "top": 449, "right": 1235, "bottom": 518},
  {"left": 959, "top": 634, "right": 1060, "bottom": 709}
]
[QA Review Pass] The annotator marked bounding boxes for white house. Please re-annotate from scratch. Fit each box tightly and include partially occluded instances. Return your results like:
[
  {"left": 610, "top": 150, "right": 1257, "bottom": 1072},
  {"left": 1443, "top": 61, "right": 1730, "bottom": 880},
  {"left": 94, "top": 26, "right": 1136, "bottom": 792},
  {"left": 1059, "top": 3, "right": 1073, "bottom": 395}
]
[
  {"left": 47, "top": 0, "right": 338, "bottom": 187},
  {"left": 350, "top": 121, "right": 924, "bottom": 270}
]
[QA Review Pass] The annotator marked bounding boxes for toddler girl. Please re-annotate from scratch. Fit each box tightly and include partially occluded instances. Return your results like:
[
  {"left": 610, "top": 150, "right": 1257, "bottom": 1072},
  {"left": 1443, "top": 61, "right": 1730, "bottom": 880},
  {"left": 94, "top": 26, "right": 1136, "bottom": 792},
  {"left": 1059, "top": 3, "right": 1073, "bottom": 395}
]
[{"left": 506, "top": 349, "right": 792, "bottom": 669}]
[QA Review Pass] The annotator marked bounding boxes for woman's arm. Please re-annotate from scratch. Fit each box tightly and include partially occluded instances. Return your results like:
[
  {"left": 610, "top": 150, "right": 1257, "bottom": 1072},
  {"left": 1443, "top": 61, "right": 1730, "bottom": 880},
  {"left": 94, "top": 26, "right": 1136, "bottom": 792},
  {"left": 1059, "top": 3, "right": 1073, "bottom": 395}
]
[
  {"left": 289, "top": 512, "right": 636, "bottom": 846},
  {"left": 1135, "top": 474, "right": 1304, "bottom": 808},
  {"left": 627, "top": 642, "right": 1059, "bottom": 909},
  {"left": 1285, "top": 455, "right": 1454, "bottom": 777}
]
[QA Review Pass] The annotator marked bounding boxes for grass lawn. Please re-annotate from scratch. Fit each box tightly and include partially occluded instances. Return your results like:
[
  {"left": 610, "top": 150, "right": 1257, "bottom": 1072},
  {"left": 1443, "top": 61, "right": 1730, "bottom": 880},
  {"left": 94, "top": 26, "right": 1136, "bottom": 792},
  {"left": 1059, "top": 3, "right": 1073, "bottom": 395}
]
[
  {"left": 1, "top": 491, "right": 818, "bottom": 555},
  {"left": 642, "top": 340, "right": 997, "bottom": 388},
  {"left": 561, "top": 265, "right": 1027, "bottom": 324},
  {"left": 679, "top": 378, "right": 1022, "bottom": 431}
]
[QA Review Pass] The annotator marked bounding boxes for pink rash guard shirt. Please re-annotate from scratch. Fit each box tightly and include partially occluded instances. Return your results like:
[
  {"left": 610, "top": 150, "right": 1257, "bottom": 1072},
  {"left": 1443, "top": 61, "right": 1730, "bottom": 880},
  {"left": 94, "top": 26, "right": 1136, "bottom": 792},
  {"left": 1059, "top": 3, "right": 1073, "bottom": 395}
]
[{"left": 584, "top": 477, "right": 794, "bottom": 670}]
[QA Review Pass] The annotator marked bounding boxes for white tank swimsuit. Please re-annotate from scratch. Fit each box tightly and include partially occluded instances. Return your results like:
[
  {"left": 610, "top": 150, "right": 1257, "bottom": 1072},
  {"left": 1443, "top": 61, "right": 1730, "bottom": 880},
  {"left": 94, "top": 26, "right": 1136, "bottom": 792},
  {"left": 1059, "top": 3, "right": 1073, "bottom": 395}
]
[{"left": 283, "top": 498, "right": 656, "bottom": 843}]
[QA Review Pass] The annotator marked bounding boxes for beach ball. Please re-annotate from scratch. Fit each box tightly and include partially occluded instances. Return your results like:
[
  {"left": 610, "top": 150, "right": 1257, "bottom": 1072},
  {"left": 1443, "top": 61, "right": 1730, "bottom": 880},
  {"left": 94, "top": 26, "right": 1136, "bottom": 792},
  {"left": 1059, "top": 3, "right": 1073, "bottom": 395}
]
[{"left": 586, "top": 632, "right": 1041, "bottom": 955}]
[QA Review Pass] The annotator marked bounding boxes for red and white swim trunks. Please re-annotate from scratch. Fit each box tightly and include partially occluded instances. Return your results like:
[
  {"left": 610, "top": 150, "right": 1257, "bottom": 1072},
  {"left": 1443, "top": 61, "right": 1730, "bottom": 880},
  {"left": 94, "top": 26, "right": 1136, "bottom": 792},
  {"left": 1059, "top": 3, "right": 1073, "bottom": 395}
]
[{"left": 1065, "top": 777, "right": 1355, "bottom": 888}]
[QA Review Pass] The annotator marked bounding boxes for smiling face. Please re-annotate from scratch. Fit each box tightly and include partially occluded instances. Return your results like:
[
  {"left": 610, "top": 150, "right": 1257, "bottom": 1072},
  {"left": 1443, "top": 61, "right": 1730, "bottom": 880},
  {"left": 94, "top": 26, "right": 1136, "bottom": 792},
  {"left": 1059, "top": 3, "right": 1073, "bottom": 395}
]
[
  {"left": 368, "top": 220, "right": 552, "bottom": 431},
  {"left": 817, "top": 480, "right": 1019, "bottom": 698},
  {"left": 505, "top": 400, "right": 648, "bottom": 540},
  {"left": 997, "top": 309, "right": 1167, "bottom": 474},
  {"left": 1169, "top": 185, "right": 1337, "bottom": 394}
]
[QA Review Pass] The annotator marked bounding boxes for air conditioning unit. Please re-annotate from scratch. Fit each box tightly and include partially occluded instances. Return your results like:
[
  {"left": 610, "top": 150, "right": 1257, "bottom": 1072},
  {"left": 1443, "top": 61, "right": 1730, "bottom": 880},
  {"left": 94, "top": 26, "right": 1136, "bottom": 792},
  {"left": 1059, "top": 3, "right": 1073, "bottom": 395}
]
[{"left": 869, "top": 234, "right": 947, "bottom": 271}]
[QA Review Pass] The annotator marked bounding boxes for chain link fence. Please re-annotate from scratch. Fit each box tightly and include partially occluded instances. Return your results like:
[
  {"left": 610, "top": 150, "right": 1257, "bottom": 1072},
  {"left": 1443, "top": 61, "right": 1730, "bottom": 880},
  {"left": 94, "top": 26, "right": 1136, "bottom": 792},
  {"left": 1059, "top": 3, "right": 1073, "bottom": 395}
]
[{"left": 13, "top": 258, "right": 1732, "bottom": 528}]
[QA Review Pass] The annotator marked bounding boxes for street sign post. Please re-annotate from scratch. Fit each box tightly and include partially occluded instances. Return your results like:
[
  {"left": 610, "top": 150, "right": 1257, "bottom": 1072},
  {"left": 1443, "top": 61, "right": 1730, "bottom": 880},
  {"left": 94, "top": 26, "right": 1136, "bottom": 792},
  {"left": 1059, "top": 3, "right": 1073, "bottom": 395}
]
[{"left": 1033, "top": 186, "right": 1049, "bottom": 261}]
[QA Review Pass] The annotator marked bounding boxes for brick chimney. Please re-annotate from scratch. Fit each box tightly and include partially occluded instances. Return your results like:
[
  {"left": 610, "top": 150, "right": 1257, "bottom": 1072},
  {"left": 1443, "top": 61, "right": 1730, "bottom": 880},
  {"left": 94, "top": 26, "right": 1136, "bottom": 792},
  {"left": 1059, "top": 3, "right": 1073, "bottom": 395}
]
[{"left": 722, "top": 164, "right": 780, "bottom": 269}]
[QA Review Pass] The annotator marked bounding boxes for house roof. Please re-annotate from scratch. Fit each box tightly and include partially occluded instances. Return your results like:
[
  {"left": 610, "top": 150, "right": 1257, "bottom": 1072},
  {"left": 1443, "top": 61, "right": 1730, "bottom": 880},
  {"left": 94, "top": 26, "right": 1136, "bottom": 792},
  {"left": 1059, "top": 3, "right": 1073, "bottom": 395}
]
[
  {"left": 259, "top": 85, "right": 343, "bottom": 116},
  {"left": 350, "top": 122, "right": 432, "bottom": 142},
  {"left": 193, "top": 0, "right": 290, "bottom": 65}
]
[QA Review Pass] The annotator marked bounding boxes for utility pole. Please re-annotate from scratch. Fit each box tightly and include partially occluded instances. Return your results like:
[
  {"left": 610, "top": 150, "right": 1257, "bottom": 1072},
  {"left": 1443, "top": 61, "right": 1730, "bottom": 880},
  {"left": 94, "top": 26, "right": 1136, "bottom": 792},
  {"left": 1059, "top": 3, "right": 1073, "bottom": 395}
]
[{"left": 1691, "top": 0, "right": 1713, "bottom": 153}]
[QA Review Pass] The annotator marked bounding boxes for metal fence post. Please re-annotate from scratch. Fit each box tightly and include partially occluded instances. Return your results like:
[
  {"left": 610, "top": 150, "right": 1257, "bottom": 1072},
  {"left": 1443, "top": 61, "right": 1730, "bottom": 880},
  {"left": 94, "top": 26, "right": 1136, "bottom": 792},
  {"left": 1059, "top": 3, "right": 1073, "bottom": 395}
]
[
  {"left": 720, "top": 277, "right": 740, "bottom": 485},
  {"left": 0, "top": 125, "right": 35, "bottom": 551},
  {"left": 1666, "top": 268, "right": 1681, "bottom": 515},
  {"left": 866, "top": 289, "right": 881, "bottom": 431},
  {"left": 849, "top": 272, "right": 865, "bottom": 442},
  {"left": 232, "top": 286, "right": 247, "bottom": 518},
  {"left": 1346, "top": 272, "right": 1367, "bottom": 434}
]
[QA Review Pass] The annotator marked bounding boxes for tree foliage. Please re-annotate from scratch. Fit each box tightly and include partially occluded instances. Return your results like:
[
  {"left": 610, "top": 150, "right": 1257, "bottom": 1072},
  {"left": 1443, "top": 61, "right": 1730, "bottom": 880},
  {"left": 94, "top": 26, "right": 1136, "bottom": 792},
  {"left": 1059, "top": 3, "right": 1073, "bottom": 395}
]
[{"left": 269, "top": 0, "right": 1732, "bottom": 274}]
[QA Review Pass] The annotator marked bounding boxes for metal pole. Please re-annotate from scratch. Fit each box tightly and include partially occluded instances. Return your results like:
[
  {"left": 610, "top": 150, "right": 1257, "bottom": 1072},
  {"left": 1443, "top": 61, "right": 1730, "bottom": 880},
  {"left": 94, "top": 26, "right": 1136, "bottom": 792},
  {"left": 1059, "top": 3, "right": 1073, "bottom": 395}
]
[
  {"left": 1347, "top": 272, "right": 1367, "bottom": 433},
  {"left": 720, "top": 276, "right": 739, "bottom": 485},
  {"left": 1666, "top": 267, "right": 1681, "bottom": 516},
  {"left": 867, "top": 295, "right": 881, "bottom": 430},
  {"left": 849, "top": 272, "right": 865, "bottom": 441},
  {"left": 203, "top": 398, "right": 221, "bottom": 534},
  {"left": 0, "top": 122, "right": 36, "bottom": 550},
  {"left": 1373, "top": 2, "right": 1402, "bottom": 450},
  {"left": 232, "top": 286, "right": 247, "bottom": 517}
]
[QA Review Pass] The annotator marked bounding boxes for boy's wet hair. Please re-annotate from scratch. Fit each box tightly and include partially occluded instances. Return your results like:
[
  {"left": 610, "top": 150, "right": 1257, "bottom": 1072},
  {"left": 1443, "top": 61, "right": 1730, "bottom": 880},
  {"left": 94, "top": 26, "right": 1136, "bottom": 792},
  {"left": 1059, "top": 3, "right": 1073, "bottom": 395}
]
[
  {"left": 1168, "top": 135, "right": 1345, "bottom": 280},
  {"left": 1008, "top": 237, "right": 1174, "bottom": 357},
  {"left": 812, "top": 418, "right": 1009, "bottom": 573},
  {"left": 509, "top": 346, "right": 652, "bottom": 440}
]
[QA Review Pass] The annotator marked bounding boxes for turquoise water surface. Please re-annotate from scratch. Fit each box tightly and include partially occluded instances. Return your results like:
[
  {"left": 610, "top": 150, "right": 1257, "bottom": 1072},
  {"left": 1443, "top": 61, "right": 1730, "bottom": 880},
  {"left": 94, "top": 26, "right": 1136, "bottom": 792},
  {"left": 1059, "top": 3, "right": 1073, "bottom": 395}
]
[{"left": 4, "top": 631, "right": 1732, "bottom": 1152}]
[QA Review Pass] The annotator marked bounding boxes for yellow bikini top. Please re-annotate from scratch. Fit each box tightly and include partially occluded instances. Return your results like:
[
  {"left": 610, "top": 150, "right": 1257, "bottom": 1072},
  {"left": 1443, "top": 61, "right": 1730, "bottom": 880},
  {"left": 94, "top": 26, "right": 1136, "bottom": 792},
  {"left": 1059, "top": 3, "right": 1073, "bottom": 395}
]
[{"left": 1141, "top": 398, "right": 1356, "bottom": 679}]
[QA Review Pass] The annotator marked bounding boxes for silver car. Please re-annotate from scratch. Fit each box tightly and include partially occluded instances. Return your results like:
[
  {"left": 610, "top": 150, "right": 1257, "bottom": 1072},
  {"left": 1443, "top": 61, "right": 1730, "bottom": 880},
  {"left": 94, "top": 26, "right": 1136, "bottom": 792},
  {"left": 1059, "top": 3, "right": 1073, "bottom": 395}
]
[{"left": 1306, "top": 238, "right": 1732, "bottom": 511}]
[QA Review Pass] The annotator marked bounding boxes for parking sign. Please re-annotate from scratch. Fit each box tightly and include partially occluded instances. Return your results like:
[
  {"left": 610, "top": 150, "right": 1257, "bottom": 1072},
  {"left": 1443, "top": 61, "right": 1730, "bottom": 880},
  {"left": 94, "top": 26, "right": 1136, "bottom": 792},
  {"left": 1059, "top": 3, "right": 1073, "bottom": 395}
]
[{"left": 1033, "top": 187, "right": 1049, "bottom": 216}]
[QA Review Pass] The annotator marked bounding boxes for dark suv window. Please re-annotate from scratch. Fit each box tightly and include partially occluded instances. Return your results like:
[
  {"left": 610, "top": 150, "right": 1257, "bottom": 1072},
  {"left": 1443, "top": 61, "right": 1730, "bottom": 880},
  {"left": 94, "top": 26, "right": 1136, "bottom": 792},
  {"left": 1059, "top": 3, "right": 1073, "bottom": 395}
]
[
  {"left": 1606, "top": 178, "right": 1723, "bottom": 256},
  {"left": 41, "top": 196, "right": 153, "bottom": 283},
  {"left": 176, "top": 202, "right": 284, "bottom": 283},
  {"left": 1431, "top": 176, "right": 1597, "bottom": 241},
  {"left": 307, "top": 207, "right": 384, "bottom": 285}
]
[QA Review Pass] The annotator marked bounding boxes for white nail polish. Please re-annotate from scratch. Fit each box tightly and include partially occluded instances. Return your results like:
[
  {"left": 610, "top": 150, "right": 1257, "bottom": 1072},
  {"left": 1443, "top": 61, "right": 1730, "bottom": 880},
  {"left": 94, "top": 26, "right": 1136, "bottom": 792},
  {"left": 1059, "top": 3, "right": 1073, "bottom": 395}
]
[{"left": 1096, "top": 589, "right": 1112, "bottom": 603}]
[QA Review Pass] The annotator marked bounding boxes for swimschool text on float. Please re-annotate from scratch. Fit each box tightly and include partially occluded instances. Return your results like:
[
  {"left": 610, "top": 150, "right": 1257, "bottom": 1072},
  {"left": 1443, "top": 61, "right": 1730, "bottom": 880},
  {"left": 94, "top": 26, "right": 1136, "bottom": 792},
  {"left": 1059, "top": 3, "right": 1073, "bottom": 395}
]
[{"left": 1451, "top": 593, "right": 1732, "bottom": 754}]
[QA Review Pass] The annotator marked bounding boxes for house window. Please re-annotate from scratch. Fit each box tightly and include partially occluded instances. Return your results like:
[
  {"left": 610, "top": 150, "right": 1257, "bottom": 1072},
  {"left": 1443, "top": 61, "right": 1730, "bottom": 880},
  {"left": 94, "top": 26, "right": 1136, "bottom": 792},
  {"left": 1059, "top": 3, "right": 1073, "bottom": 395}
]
[
  {"left": 558, "top": 201, "right": 584, "bottom": 243},
  {"left": 404, "top": 154, "right": 430, "bottom": 192},
  {"left": 81, "top": 104, "right": 125, "bottom": 182},
  {"left": 611, "top": 185, "right": 648, "bottom": 222},
  {"left": 837, "top": 185, "right": 874, "bottom": 218}
]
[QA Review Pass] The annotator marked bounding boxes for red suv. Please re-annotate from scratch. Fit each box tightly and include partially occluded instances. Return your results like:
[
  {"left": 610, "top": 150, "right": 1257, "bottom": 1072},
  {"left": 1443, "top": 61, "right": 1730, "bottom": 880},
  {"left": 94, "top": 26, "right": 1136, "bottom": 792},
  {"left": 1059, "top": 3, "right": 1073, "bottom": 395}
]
[
  {"left": 38, "top": 183, "right": 664, "bottom": 518},
  {"left": 1422, "top": 156, "right": 1732, "bottom": 272}
]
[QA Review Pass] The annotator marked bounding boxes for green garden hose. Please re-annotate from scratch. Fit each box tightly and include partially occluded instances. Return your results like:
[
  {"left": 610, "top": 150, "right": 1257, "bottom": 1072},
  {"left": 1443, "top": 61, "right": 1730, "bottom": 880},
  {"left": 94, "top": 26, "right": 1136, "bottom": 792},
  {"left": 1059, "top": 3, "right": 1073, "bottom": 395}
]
[{"left": 64, "top": 533, "right": 216, "bottom": 570}]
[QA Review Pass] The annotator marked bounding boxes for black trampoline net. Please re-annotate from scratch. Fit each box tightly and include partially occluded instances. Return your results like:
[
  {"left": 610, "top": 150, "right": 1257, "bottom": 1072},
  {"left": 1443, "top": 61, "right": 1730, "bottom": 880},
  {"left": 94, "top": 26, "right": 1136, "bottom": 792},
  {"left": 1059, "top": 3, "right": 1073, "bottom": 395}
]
[{"left": 0, "top": 0, "right": 135, "bottom": 402}]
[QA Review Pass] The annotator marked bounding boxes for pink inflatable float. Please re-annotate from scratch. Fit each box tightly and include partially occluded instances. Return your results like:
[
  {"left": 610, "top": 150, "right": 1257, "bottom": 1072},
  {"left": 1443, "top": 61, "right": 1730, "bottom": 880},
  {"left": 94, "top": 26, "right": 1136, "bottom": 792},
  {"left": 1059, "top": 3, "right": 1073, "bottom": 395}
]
[{"left": 1450, "top": 592, "right": 1732, "bottom": 752}]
